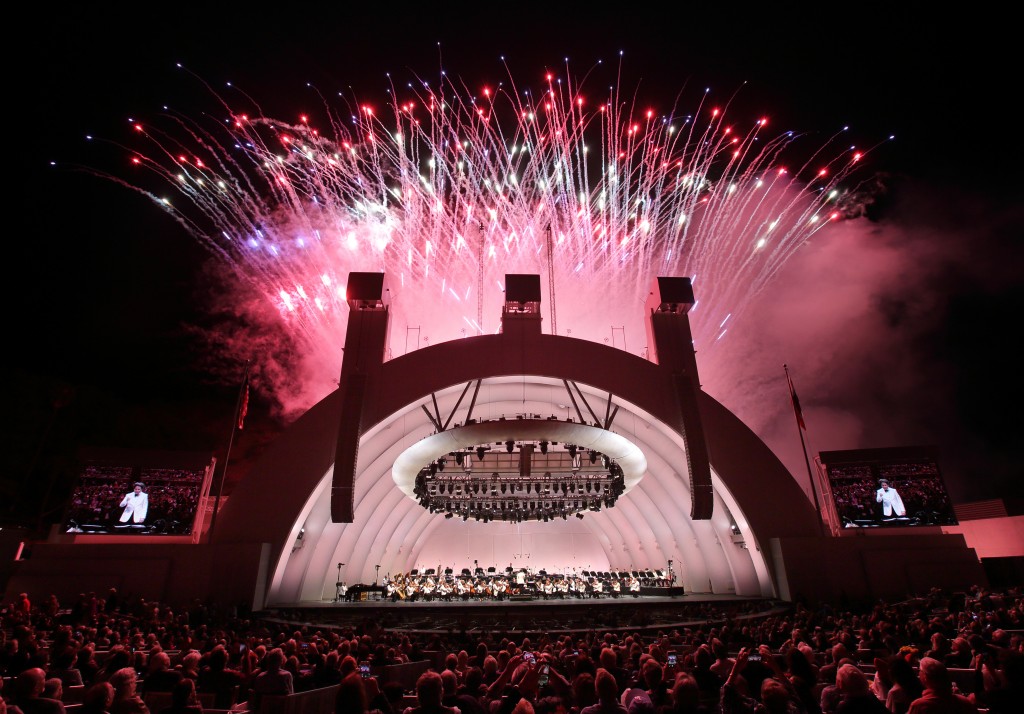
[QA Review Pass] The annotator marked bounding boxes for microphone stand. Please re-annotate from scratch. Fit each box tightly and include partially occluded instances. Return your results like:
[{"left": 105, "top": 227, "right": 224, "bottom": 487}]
[{"left": 334, "top": 563, "right": 345, "bottom": 602}]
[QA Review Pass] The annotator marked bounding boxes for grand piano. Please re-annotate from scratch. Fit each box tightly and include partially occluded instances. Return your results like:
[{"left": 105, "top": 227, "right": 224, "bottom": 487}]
[{"left": 344, "top": 583, "right": 387, "bottom": 602}]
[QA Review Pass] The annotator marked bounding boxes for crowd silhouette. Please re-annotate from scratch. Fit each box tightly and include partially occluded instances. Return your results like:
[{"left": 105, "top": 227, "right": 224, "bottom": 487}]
[{"left": 2, "top": 584, "right": 1021, "bottom": 714}]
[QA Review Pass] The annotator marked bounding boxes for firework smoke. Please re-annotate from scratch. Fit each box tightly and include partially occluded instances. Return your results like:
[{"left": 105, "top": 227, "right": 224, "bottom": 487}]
[{"left": 85, "top": 61, "right": 886, "bottom": 421}]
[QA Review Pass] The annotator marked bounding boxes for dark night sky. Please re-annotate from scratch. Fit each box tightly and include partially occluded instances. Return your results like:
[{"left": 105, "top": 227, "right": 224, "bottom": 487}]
[{"left": 9, "top": 6, "right": 1022, "bottom": 527}]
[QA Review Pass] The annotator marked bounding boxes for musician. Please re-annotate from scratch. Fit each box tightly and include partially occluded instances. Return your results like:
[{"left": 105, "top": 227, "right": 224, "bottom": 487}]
[{"left": 629, "top": 575, "right": 641, "bottom": 597}]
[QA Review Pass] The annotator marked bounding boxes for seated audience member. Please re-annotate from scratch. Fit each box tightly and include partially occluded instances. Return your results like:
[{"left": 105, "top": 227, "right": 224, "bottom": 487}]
[
  {"left": 12, "top": 669, "right": 66, "bottom": 714},
  {"left": 669, "top": 673, "right": 711, "bottom": 714},
  {"left": 833, "top": 665, "right": 886, "bottom": 714},
  {"left": 248, "top": 649, "right": 293, "bottom": 711},
  {"left": 312, "top": 651, "right": 343, "bottom": 689},
  {"left": 580, "top": 668, "right": 627, "bottom": 714},
  {"left": 79, "top": 683, "right": 114, "bottom": 714},
  {"left": 869, "top": 658, "right": 892, "bottom": 704},
  {"left": 176, "top": 654, "right": 200, "bottom": 683},
  {"left": 196, "top": 645, "right": 244, "bottom": 708},
  {"left": 334, "top": 673, "right": 369, "bottom": 714},
  {"left": 40, "top": 682, "right": 61, "bottom": 705},
  {"left": 108, "top": 668, "right": 148, "bottom": 714},
  {"left": 403, "top": 670, "right": 457, "bottom": 714},
  {"left": 817, "top": 664, "right": 841, "bottom": 714},
  {"left": 440, "top": 669, "right": 484, "bottom": 714},
  {"left": 95, "top": 650, "right": 132, "bottom": 685},
  {"left": 885, "top": 656, "right": 923, "bottom": 714},
  {"left": 140, "top": 653, "right": 181, "bottom": 695},
  {"left": 720, "top": 648, "right": 800, "bottom": 714},
  {"left": 157, "top": 680, "right": 201, "bottom": 714},
  {"left": 75, "top": 648, "right": 100, "bottom": 686},
  {"left": 46, "top": 650, "right": 84, "bottom": 688},
  {"left": 970, "top": 650, "right": 1022, "bottom": 714},
  {"left": 571, "top": 672, "right": 597, "bottom": 711},
  {"left": 907, "top": 658, "right": 977, "bottom": 714},
  {"left": 1, "top": 677, "right": 23, "bottom": 714},
  {"left": 381, "top": 682, "right": 406, "bottom": 713}
]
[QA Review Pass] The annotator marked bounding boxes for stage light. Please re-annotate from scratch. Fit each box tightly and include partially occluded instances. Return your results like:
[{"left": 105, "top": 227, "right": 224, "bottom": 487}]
[
  {"left": 505, "top": 440, "right": 515, "bottom": 453},
  {"left": 454, "top": 452, "right": 464, "bottom": 466},
  {"left": 477, "top": 446, "right": 487, "bottom": 460},
  {"left": 567, "top": 444, "right": 577, "bottom": 458},
  {"left": 589, "top": 450, "right": 598, "bottom": 464},
  {"left": 540, "top": 440, "right": 548, "bottom": 454}
]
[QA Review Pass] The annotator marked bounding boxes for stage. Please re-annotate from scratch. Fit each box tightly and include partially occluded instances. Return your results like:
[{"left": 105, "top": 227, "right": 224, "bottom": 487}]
[{"left": 260, "top": 591, "right": 788, "bottom": 636}]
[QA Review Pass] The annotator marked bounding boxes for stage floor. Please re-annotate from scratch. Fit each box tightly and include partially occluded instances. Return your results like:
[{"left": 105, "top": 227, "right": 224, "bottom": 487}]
[{"left": 262, "top": 592, "right": 786, "bottom": 635}]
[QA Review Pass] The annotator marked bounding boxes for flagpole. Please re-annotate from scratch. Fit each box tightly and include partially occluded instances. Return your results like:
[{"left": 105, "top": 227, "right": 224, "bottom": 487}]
[
  {"left": 785, "top": 364, "right": 825, "bottom": 537},
  {"left": 208, "top": 361, "right": 250, "bottom": 543}
]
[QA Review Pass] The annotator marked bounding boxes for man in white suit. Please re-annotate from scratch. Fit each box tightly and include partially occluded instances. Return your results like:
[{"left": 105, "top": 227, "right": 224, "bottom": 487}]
[
  {"left": 875, "top": 478, "right": 905, "bottom": 520},
  {"left": 119, "top": 482, "right": 149, "bottom": 524}
]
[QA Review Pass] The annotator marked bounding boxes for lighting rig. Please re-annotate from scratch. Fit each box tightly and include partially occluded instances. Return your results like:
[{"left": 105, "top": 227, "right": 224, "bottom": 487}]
[{"left": 413, "top": 440, "right": 625, "bottom": 522}]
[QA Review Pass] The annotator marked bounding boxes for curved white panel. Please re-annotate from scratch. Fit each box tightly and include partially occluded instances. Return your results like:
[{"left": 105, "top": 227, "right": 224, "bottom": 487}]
[{"left": 263, "top": 376, "right": 773, "bottom": 605}]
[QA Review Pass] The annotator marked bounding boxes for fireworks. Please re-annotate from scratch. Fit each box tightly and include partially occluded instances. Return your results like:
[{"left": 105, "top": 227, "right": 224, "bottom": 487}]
[{"left": 83, "top": 61, "right": 887, "bottom": 417}]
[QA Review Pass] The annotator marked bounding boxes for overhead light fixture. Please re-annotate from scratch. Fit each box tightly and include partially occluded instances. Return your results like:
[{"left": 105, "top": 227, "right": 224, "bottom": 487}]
[{"left": 406, "top": 421, "right": 629, "bottom": 523}]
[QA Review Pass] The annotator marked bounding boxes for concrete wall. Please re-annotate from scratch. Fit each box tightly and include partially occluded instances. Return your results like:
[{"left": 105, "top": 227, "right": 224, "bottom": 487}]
[
  {"left": 5, "top": 542, "right": 270, "bottom": 610},
  {"left": 771, "top": 531, "right": 987, "bottom": 604}
]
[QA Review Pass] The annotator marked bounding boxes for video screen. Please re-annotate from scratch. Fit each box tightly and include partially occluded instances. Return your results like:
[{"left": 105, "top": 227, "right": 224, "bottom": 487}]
[
  {"left": 821, "top": 447, "right": 958, "bottom": 528},
  {"left": 63, "top": 455, "right": 214, "bottom": 536}
]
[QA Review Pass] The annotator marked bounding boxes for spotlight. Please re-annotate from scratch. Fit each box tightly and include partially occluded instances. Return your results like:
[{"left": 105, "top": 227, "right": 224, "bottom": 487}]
[
  {"left": 437, "top": 457, "right": 446, "bottom": 471},
  {"left": 454, "top": 452, "right": 464, "bottom": 466},
  {"left": 540, "top": 440, "right": 548, "bottom": 454},
  {"left": 477, "top": 446, "right": 487, "bottom": 460},
  {"left": 589, "top": 450, "right": 598, "bottom": 464},
  {"left": 505, "top": 440, "right": 515, "bottom": 453},
  {"left": 567, "top": 444, "right": 577, "bottom": 458}
]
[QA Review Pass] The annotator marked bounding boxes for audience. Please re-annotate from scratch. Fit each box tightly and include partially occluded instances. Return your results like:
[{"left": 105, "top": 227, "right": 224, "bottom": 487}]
[
  {"left": 2, "top": 584, "right": 1022, "bottom": 714},
  {"left": 157, "top": 680, "right": 201, "bottom": 714},
  {"left": 907, "top": 658, "right": 977, "bottom": 714}
]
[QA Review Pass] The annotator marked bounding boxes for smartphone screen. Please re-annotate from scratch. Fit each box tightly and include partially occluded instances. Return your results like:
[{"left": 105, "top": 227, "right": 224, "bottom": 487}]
[
  {"left": 667, "top": 654, "right": 677, "bottom": 667},
  {"left": 360, "top": 664, "right": 371, "bottom": 678}
]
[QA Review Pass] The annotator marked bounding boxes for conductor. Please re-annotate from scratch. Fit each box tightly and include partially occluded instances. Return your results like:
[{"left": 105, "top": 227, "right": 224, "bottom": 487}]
[
  {"left": 119, "top": 482, "right": 149, "bottom": 524},
  {"left": 875, "top": 478, "right": 906, "bottom": 520}
]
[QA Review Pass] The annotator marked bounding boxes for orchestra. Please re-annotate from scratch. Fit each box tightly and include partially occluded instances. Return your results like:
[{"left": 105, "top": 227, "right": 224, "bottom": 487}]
[{"left": 373, "top": 566, "right": 673, "bottom": 602}]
